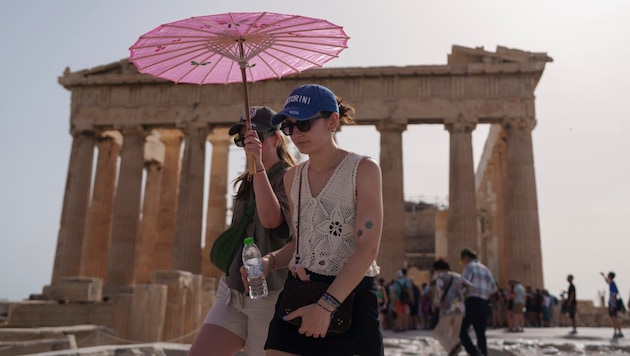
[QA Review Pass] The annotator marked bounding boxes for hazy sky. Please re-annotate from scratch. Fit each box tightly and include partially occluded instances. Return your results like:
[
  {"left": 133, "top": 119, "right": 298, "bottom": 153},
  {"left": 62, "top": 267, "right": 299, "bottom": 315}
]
[{"left": 1, "top": 1, "right": 629, "bottom": 304}]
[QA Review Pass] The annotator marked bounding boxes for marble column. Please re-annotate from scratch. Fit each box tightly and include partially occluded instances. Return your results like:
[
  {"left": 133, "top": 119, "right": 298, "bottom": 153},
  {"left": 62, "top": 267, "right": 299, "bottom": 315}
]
[
  {"left": 503, "top": 117, "right": 543, "bottom": 288},
  {"left": 202, "top": 127, "right": 231, "bottom": 278},
  {"left": 172, "top": 125, "right": 209, "bottom": 273},
  {"left": 51, "top": 129, "right": 96, "bottom": 284},
  {"left": 375, "top": 121, "right": 407, "bottom": 281},
  {"left": 80, "top": 131, "right": 122, "bottom": 280},
  {"left": 445, "top": 120, "right": 478, "bottom": 270},
  {"left": 133, "top": 131, "right": 165, "bottom": 284},
  {"left": 134, "top": 160, "right": 163, "bottom": 284},
  {"left": 154, "top": 129, "right": 183, "bottom": 273},
  {"left": 105, "top": 127, "right": 147, "bottom": 294}
]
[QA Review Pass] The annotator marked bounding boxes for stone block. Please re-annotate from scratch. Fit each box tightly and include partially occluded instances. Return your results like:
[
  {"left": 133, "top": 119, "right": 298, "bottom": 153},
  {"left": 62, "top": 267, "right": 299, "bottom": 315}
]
[
  {"left": 0, "top": 324, "right": 116, "bottom": 348},
  {"left": 126, "top": 284, "right": 167, "bottom": 343},
  {"left": 149, "top": 270, "right": 193, "bottom": 288},
  {"left": 42, "top": 277, "right": 103, "bottom": 302},
  {"left": 0, "top": 334, "right": 77, "bottom": 356},
  {"left": 149, "top": 270, "right": 194, "bottom": 342},
  {"left": 7, "top": 301, "right": 91, "bottom": 327}
]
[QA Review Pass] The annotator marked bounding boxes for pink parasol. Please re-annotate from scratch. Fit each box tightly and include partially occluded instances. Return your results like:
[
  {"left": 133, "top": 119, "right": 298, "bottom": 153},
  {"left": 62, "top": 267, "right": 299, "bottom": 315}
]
[{"left": 129, "top": 12, "right": 349, "bottom": 173}]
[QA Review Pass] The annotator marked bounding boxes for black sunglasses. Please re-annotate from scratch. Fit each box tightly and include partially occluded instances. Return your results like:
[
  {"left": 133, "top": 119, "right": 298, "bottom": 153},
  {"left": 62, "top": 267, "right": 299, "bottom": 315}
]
[
  {"left": 233, "top": 130, "right": 275, "bottom": 147},
  {"left": 279, "top": 112, "right": 331, "bottom": 136}
]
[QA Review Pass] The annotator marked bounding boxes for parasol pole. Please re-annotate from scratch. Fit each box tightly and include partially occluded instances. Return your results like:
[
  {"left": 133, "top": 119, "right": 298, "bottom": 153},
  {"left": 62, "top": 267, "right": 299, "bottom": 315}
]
[{"left": 237, "top": 39, "right": 256, "bottom": 176}]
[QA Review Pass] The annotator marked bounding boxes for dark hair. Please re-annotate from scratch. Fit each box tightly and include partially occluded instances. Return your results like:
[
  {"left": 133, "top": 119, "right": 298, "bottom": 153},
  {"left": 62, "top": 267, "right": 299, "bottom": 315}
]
[
  {"left": 460, "top": 248, "right": 477, "bottom": 260},
  {"left": 326, "top": 96, "right": 355, "bottom": 132},
  {"left": 608, "top": 272, "right": 616, "bottom": 279},
  {"left": 433, "top": 258, "right": 451, "bottom": 271}
]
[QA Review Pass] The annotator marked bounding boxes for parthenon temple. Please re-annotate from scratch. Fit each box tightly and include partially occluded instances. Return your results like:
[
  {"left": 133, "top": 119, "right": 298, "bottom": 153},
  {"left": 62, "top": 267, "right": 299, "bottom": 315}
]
[{"left": 3, "top": 45, "right": 552, "bottom": 344}]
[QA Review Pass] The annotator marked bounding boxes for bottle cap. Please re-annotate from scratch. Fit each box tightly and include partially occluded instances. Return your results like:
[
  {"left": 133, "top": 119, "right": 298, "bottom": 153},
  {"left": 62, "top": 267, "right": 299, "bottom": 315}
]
[{"left": 244, "top": 237, "right": 254, "bottom": 245}]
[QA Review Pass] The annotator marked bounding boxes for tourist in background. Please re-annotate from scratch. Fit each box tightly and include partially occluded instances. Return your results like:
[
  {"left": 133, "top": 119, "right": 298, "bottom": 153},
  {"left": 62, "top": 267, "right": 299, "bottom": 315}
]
[
  {"left": 431, "top": 258, "right": 472, "bottom": 356},
  {"left": 459, "top": 248, "right": 497, "bottom": 356},
  {"left": 541, "top": 289, "right": 552, "bottom": 327},
  {"left": 490, "top": 289, "right": 505, "bottom": 328},
  {"left": 566, "top": 274, "right": 577, "bottom": 335},
  {"left": 376, "top": 277, "right": 389, "bottom": 330},
  {"left": 409, "top": 278, "right": 421, "bottom": 330},
  {"left": 263, "top": 84, "right": 385, "bottom": 355},
  {"left": 509, "top": 279, "right": 526, "bottom": 333},
  {"left": 558, "top": 290, "right": 569, "bottom": 327},
  {"left": 391, "top": 269, "right": 414, "bottom": 332},
  {"left": 601, "top": 271, "right": 624, "bottom": 338},
  {"left": 188, "top": 107, "right": 296, "bottom": 356}
]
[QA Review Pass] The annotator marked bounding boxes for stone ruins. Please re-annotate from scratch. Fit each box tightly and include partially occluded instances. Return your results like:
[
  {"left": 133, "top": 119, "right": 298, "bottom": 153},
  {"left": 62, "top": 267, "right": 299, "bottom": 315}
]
[{"left": 2, "top": 45, "right": 560, "bottom": 352}]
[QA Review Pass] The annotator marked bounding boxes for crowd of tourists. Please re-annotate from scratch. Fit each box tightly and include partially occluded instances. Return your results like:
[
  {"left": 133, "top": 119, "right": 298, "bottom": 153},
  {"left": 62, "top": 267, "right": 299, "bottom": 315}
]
[{"left": 379, "top": 263, "right": 629, "bottom": 353}]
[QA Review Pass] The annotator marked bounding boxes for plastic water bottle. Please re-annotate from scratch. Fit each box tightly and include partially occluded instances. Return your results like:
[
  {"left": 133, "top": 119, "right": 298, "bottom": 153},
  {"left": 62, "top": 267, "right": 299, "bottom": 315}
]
[{"left": 242, "top": 237, "right": 268, "bottom": 299}]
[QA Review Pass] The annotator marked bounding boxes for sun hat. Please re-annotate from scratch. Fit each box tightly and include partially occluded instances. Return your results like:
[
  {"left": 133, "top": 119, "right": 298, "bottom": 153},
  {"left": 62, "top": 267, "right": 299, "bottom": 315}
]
[
  {"left": 228, "top": 106, "right": 278, "bottom": 135},
  {"left": 270, "top": 84, "right": 339, "bottom": 126}
]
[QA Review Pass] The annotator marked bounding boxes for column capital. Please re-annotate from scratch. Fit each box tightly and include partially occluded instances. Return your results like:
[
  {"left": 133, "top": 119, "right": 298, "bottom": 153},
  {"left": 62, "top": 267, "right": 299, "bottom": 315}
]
[
  {"left": 375, "top": 121, "right": 407, "bottom": 133},
  {"left": 180, "top": 124, "right": 210, "bottom": 138},
  {"left": 69, "top": 127, "right": 96, "bottom": 138},
  {"left": 207, "top": 127, "right": 231, "bottom": 145},
  {"left": 98, "top": 130, "right": 123, "bottom": 146},
  {"left": 444, "top": 115, "right": 477, "bottom": 134},
  {"left": 502, "top": 117, "right": 537, "bottom": 132},
  {"left": 158, "top": 129, "right": 184, "bottom": 145},
  {"left": 116, "top": 125, "right": 150, "bottom": 138},
  {"left": 445, "top": 121, "right": 477, "bottom": 134},
  {"left": 144, "top": 159, "right": 162, "bottom": 170}
]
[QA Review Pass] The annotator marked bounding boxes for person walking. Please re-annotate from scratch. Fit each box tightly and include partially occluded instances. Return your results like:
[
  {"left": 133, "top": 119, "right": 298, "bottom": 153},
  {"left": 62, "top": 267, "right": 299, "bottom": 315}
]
[
  {"left": 459, "top": 248, "right": 497, "bottom": 356},
  {"left": 391, "top": 269, "right": 413, "bottom": 332},
  {"left": 262, "top": 84, "right": 385, "bottom": 355},
  {"left": 375, "top": 277, "right": 389, "bottom": 330},
  {"left": 509, "top": 279, "right": 525, "bottom": 333},
  {"left": 188, "top": 107, "right": 296, "bottom": 356},
  {"left": 566, "top": 274, "right": 577, "bottom": 334},
  {"left": 601, "top": 271, "right": 624, "bottom": 338},
  {"left": 431, "top": 258, "right": 472, "bottom": 356}
]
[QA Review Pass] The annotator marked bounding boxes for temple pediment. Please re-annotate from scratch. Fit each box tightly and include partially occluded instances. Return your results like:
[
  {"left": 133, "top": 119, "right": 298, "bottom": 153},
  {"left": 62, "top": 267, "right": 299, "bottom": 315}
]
[
  {"left": 58, "top": 45, "right": 553, "bottom": 89},
  {"left": 449, "top": 45, "right": 553, "bottom": 65}
]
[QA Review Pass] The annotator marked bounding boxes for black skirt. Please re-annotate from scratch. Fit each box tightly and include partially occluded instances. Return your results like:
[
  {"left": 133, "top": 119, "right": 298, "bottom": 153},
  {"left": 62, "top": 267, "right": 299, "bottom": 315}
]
[{"left": 265, "top": 271, "right": 384, "bottom": 356}]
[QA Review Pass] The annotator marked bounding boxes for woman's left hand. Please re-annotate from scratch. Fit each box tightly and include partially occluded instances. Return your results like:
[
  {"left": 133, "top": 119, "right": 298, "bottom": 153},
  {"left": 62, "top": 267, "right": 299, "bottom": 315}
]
[{"left": 283, "top": 303, "right": 331, "bottom": 338}]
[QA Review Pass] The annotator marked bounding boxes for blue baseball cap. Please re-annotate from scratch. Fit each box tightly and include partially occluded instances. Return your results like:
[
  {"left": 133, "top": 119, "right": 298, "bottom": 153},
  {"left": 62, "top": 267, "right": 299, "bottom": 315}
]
[{"left": 270, "top": 84, "right": 339, "bottom": 126}]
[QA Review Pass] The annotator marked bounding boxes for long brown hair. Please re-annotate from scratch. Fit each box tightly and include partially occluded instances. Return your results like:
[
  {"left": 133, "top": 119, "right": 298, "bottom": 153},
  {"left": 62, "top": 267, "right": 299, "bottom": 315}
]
[{"left": 233, "top": 131, "right": 297, "bottom": 199}]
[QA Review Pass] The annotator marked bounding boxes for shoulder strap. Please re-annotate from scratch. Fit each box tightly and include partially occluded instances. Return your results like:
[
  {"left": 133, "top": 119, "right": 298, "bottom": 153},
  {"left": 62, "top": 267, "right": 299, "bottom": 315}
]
[
  {"left": 294, "top": 164, "right": 304, "bottom": 265},
  {"left": 441, "top": 274, "right": 454, "bottom": 302}
]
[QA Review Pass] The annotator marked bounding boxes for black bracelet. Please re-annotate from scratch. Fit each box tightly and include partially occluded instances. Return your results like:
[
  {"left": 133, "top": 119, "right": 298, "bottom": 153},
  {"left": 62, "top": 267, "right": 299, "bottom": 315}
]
[
  {"left": 321, "top": 292, "right": 341, "bottom": 309},
  {"left": 255, "top": 167, "right": 265, "bottom": 174}
]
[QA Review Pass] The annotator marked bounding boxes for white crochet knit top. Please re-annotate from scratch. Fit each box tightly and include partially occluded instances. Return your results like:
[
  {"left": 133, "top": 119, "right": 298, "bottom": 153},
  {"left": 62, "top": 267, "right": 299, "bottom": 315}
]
[{"left": 290, "top": 152, "right": 380, "bottom": 277}]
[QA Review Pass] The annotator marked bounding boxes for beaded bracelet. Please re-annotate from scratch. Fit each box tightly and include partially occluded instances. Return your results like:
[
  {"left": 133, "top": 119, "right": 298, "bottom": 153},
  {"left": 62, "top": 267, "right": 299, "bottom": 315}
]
[
  {"left": 321, "top": 292, "right": 341, "bottom": 309},
  {"left": 316, "top": 301, "right": 334, "bottom": 313}
]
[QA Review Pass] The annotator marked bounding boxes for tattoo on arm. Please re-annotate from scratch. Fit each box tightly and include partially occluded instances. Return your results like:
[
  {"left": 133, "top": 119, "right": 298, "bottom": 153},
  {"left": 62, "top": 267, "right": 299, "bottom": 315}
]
[{"left": 357, "top": 220, "right": 374, "bottom": 238}]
